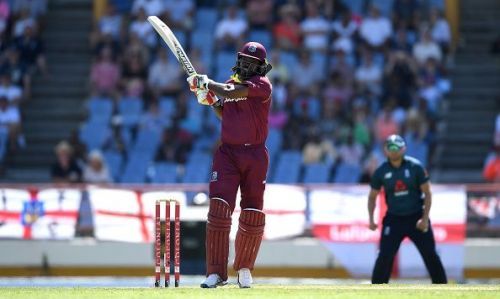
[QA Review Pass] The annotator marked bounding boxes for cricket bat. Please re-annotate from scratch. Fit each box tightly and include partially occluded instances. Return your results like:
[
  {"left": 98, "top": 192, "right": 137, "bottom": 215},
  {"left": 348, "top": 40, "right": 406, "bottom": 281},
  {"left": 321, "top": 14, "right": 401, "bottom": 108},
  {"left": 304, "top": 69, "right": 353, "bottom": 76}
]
[{"left": 147, "top": 16, "right": 197, "bottom": 76}]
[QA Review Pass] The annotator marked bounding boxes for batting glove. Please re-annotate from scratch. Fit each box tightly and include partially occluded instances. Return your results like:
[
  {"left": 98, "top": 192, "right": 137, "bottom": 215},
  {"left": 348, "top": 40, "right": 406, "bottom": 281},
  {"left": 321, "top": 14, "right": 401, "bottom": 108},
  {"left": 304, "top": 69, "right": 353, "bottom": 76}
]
[
  {"left": 195, "top": 89, "right": 219, "bottom": 106},
  {"left": 187, "top": 74, "right": 210, "bottom": 91}
]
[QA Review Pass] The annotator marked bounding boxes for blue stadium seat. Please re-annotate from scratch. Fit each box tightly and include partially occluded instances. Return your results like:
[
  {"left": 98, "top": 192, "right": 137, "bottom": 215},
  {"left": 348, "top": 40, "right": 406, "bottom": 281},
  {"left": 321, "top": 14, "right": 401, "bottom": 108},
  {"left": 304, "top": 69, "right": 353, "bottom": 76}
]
[
  {"left": 266, "top": 128, "right": 282, "bottom": 162},
  {"left": 182, "top": 151, "right": 212, "bottom": 183},
  {"left": 195, "top": 8, "right": 218, "bottom": 32},
  {"left": 87, "top": 97, "right": 113, "bottom": 124},
  {"left": 341, "top": 0, "right": 365, "bottom": 15},
  {"left": 103, "top": 151, "right": 123, "bottom": 182},
  {"left": 79, "top": 122, "right": 111, "bottom": 151},
  {"left": 372, "top": 0, "right": 394, "bottom": 17},
  {"left": 151, "top": 162, "right": 178, "bottom": 183},
  {"left": 159, "top": 97, "right": 176, "bottom": 118},
  {"left": 272, "top": 150, "right": 302, "bottom": 183},
  {"left": 119, "top": 152, "right": 151, "bottom": 183},
  {"left": 132, "top": 128, "right": 161, "bottom": 155},
  {"left": 118, "top": 97, "right": 143, "bottom": 127},
  {"left": 248, "top": 30, "right": 272, "bottom": 51},
  {"left": 303, "top": 163, "right": 332, "bottom": 183},
  {"left": 334, "top": 163, "right": 361, "bottom": 183}
]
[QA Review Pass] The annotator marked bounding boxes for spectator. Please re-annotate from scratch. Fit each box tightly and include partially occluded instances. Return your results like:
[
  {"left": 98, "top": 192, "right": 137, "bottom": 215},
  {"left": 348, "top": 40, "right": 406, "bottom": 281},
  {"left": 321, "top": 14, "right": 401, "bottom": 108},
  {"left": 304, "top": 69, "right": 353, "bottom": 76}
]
[
  {"left": 139, "top": 101, "right": 169, "bottom": 131},
  {"left": 0, "top": 73, "right": 23, "bottom": 107},
  {"left": 483, "top": 146, "right": 500, "bottom": 182},
  {"left": 13, "top": 8, "right": 36, "bottom": 38},
  {"left": 163, "top": 0, "right": 194, "bottom": 31},
  {"left": 0, "top": 0, "right": 9, "bottom": 35},
  {"left": 0, "top": 49, "right": 29, "bottom": 92},
  {"left": 246, "top": 0, "right": 272, "bottom": 29},
  {"left": 352, "top": 102, "right": 371, "bottom": 148},
  {"left": 374, "top": 103, "right": 400, "bottom": 144},
  {"left": 300, "top": 2, "right": 330, "bottom": 52},
  {"left": 92, "top": 3, "right": 123, "bottom": 44},
  {"left": 12, "top": 0, "right": 47, "bottom": 19},
  {"left": 123, "top": 32, "right": 149, "bottom": 67},
  {"left": 273, "top": 3, "right": 301, "bottom": 51},
  {"left": 131, "top": 0, "right": 164, "bottom": 17},
  {"left": 413, "top": 29, "right": 442, "bottom": 65},
  {"left": 0, "top": 96, "right": 20, "bottom": 152},
  {"left": 323, "top": 71, "right": 353, "bottom": 106},
  {"left": 429, "top": 9, "right": 451, "bottom": 55},
  {"left": 147, "top": 48, "right": 182, "bottom": 97},
  {"left": 355, "top": 50, "right": 383, "bottom": 94},
  {"left": 392, "top": 25, "right": 413, "bottom": 53},
  {"left": 121, "top": 53, "right": 147, "bottom": 98},
  {"left": 291, "top": 51, "right": 322, "bottom": 91},
  {"left": 330, "top": 49, "right": 354, "bottom": 86},
  {"left": 338, "top": 133, "right": 364, "bottom": 167},
  {"left": 90, "top": 47, "right": 120, "bottom": 96},
  {"left": 359, "top": 6, "right": 392, "bottom": 51},
  {"left": 68, "top": 129, "right": 87, "bottom": 166},
  {"left": 302, "top": 127, "right": 337, "bottom": 164},
  {"left": 50, "top": 141, "right": 82, "bottom": 183},
  {"left": 392, "top": 0, "right": 420, "bottom": 29},
  {"left": 268, "top": 50, "right": 289, "bottom": 84},
  {"left": 129, "top": 8, "right": 156, "bottom": 48},
  {"left": 383, "top": 51, "right": 418, "bottom": 109},
  {"left": 83, "top": 150, "right": 112, "bottom": 184},
  {"left": 215, "top": 5, "right": 247, "bottom": 52},
  {"left": 331, "top": 10, "right": 357, "bottom": 55},
  {"left": 13, "top": 24, "right": 47, "bottom": 76}
]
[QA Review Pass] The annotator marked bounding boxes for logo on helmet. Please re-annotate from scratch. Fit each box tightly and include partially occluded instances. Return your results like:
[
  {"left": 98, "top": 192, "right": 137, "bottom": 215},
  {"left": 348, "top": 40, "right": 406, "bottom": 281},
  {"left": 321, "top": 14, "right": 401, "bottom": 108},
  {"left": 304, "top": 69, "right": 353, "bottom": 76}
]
[{"left": 248, "top": 44, "right": 257, "bottom": 53}]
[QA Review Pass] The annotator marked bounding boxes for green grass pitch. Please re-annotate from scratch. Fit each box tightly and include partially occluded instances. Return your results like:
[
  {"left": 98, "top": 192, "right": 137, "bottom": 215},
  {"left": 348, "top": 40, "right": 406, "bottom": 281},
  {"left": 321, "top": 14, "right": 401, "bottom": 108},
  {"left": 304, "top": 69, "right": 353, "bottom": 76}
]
[{"left": 1, "top": 285, "right": 499, "bottom": 299}]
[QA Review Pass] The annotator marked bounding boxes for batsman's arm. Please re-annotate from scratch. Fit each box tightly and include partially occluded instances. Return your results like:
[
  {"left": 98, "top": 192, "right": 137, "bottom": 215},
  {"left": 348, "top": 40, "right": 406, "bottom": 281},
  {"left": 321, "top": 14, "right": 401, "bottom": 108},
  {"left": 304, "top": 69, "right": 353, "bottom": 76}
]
[{"left": 208, "top": 80, "right": 248, "bottom": 99}]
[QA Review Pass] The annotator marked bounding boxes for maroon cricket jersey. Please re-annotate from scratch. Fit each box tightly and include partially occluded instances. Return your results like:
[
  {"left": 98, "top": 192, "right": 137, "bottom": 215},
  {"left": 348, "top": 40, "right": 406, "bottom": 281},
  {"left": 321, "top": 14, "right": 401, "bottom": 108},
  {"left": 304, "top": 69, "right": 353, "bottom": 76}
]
[{"left": 221, "top": 75, "right": 272, "bottom": 145}]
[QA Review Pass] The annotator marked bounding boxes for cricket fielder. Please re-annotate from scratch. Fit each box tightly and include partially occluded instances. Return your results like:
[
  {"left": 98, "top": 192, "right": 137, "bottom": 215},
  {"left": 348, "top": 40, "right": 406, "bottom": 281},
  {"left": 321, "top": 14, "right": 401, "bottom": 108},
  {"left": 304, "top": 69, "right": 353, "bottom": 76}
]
[
  {"left": 187, "top": 42, "right": 272, "bottom": 288},
  {"left": 368, "top": 134, "right": 447, "bottom": 284}
]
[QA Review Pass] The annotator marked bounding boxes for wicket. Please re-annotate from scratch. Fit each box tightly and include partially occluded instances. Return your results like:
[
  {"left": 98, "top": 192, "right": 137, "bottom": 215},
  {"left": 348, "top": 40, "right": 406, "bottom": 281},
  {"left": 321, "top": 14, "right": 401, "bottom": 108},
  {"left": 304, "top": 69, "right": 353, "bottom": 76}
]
[{"left": 154, "top": 199, "right": 180, "bottom": 288}]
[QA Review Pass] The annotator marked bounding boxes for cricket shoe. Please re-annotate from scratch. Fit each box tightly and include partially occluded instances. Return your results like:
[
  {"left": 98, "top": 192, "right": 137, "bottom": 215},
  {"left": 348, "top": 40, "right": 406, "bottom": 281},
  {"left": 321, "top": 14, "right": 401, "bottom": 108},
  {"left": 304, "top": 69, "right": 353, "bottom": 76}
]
[
  {"left": 200, "top": 273, "right": 227, "bottom": 288},
  {"left": 237, "top": 268, "right": 253, "bottom": 288}
]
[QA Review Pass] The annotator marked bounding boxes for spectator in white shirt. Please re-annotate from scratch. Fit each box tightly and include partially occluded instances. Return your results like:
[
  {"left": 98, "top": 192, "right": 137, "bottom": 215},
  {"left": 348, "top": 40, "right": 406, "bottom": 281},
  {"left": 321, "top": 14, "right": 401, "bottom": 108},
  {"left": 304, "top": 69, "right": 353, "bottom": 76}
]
[
  {"left": 300, "top": 2, "right": 330, "bottom": 52},
  {"left": 429, "top": 9, "right": 451, "bottom": 54},
  {"left": 98, "top": 3, "right": 123, "bottom": 40},
  {"left": 83, "top": 150, "right": 112, "bottom": 184},
  {"left": 413, "top": 30, "right": 442, "bottom": 65},
  {"left": 355, "top": 50, "right": 382, "bottom": 93},
  {"left": 164, "top": 0, "right": 194, "bottom": 31},
  {"left": 215, "top": 5, "right": 247, "bottom": 51},
  {"left": 292, "top": 51, "right": 322, "bottom": 91},
  {"left": 148, "top": 48, "right": 183, "bottom": 97},
  {"left": 0, "top": 73, "right": 22, "bottom": 107},
  {"left": 359, "top": 6, "right": 392, "bottom": 51},
  {"left": 331, "top": 10, "right": 357, "bottom": 54},
  {"left": 131, "top": 0, "right": 164, "bottom": 17},
  {"left": 13, "top": 7, "right": 35, "bottom": 37},
  {"left": 129, "top": 8, "right": 156, "bottom": 48}
]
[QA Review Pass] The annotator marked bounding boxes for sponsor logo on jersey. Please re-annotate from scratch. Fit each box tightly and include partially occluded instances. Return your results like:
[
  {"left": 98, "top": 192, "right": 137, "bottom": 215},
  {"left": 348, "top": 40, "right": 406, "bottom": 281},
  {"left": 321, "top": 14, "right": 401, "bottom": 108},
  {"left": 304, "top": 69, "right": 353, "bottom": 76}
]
[
  {"left": 224, "top": 97, "right": 247, "bottom": 103},
  {"left": 394, "top": 179, "right": 409, "bottom": 196}
]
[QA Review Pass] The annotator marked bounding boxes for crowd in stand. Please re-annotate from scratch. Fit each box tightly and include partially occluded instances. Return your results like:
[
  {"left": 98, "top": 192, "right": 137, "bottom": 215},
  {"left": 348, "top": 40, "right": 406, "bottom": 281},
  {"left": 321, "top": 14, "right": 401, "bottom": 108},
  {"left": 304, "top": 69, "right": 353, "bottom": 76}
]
[
  {"left": 0, "top": 0, "right": 47, "bottom": 170},
  {"left": 51, "top": 0, "right": 454, "bottom": 184}
]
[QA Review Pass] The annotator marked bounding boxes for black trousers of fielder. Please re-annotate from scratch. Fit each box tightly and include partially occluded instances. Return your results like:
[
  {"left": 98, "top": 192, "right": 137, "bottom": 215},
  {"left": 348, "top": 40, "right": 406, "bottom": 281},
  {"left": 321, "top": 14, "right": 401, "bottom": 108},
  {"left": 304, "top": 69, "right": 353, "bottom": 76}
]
[{"left": 371, "top": 212, "right": 448, "bottom": 284}]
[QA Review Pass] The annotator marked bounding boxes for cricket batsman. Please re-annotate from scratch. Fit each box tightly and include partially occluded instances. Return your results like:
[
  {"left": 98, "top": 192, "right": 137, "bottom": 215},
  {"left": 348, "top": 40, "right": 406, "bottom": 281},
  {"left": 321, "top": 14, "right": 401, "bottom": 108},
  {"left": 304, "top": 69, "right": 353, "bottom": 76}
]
[
  {"left": 368, "top": 134, "right": 447, "bottom": 284},
  {"left": 187, "top": 42, "right": 272, "bottom": 288}
]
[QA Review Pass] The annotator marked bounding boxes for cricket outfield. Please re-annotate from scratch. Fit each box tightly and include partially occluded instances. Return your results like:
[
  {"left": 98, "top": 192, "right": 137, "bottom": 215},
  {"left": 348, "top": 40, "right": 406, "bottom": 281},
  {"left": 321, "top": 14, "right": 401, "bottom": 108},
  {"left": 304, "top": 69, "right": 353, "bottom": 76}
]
[{"left": 1, "top": 285, "right": 499, "bottom": 299}]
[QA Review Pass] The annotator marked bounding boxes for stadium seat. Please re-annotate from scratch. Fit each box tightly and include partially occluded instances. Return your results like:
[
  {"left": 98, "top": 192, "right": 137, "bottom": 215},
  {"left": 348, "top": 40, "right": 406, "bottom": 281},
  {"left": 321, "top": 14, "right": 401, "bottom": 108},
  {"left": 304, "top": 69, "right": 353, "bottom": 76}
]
[
  {"left": 341, "top": 0, "right": 365, "bottom": 15},
  {"left": 117, "top": 97, "right": 143, "bottom": 127},
  {"left": 131, "top": 128, "right": 161, "bottom": 155},
  {"left": 266, "top": 128, "right": 283, "bottom": 162},
  {"left": 119, "top": 152, "right": 151, "bottom": 183},
  {"left": 87, "top": 97, "right": 113, "bottom": 125},
  {"left": 159, "top": 97, "right": 176, "bottom": 119},
  {"left": 303, "top": 163, "right": 332, "bottom": 183},
  {"left": 194, "top": 8, "right": 218, "bottom": 32},
  {"left": 151, "top": 162, "right": 178, "bottom": 183},
  {"left": 182, "top": 151, "right": 212, "bottom": 183},
  {"left": 272, "top": 150, "right": 302, "bottom": 183},
  {"left": 333, "top": 163, "right": 361, "bottom": 183},
  {"left": 103, "top": 151, "right": 123, "bottom": 182},
  {"left": 372, "top": 0, "right": 394, "bottom": 17},
  {"left": 79, "top": 122, "right": 111, "bottom": 151}
]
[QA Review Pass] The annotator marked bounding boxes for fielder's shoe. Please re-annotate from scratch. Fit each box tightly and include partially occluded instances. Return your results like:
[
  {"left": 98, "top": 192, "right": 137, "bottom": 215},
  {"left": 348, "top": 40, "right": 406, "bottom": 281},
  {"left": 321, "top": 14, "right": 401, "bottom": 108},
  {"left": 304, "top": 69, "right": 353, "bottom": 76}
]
[
  {"left": 237, "top": 268, "right": 253, "bottom": 288},
  {"left": 200, "top": 273, "right": 227, "bottom": 288}
]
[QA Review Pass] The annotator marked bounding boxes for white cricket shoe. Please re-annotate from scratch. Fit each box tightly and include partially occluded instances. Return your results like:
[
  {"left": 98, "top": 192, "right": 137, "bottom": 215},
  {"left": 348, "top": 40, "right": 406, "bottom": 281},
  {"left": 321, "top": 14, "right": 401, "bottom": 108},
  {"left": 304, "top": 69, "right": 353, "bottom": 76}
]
[
  {"left": 237, "top": 268, "right": 253, "bottom": 288},
  {"left": 200, "top": 273, "right": 227, "bottom": 288}
]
